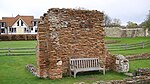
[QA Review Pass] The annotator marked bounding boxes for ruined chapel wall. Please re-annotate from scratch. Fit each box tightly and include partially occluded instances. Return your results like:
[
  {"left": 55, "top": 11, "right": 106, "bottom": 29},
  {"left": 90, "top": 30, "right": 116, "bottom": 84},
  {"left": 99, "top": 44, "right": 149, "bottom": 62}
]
[{"left": 37, "top": 8, "right": 109, "bottom": 79}]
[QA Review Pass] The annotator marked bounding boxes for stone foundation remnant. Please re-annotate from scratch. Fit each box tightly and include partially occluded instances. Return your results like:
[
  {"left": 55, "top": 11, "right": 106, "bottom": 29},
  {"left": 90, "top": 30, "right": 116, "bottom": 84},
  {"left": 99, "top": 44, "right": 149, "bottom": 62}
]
[
  {"left": 107, "top": 54, "right": 129, "bottom": 73},
  {"left": 114, "top": 54, "right": 129, "bottom": 72},
  {"left": 92, "top": 76, "right": 150, "bottom": 84},
  {"left": 36, "top": 8, "right": 113, "bottom": 79},
  {"left": 133, "top": 68, "right": 150, "bottom": 76}
]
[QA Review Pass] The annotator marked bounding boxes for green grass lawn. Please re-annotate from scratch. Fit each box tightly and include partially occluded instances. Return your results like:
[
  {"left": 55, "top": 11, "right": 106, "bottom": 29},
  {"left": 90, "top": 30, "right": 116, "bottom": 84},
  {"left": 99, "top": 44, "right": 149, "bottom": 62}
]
[
  {"left": 105, "top": 37, "right": 150, "bottom": 55},
  {"left": 0, "top": 56, "right": 126, "bottom": 84},
  {"left": 0, "top": 37, "right": 150, "bottom": 84},
  {"left": 0, "top": 55, "right": 149, "bottom": 84},
  {"left": 109, "top": 47, "right": 150, "bottom": 56},
  {"left": 0, "top": 41, "right": 36, "bottom": 48},
  {"left": 129, "top": 59, "right": 150, "bottom": 72},
  {"left": 105, "top": 37, "right": 150, "bottom": 44}
]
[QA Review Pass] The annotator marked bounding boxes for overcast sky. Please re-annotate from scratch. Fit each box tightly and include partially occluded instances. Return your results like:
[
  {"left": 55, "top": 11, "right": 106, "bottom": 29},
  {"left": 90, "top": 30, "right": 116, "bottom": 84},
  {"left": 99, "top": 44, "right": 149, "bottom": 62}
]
[{"left": 0, "top": 0, "right": 150, "bottom": 25}]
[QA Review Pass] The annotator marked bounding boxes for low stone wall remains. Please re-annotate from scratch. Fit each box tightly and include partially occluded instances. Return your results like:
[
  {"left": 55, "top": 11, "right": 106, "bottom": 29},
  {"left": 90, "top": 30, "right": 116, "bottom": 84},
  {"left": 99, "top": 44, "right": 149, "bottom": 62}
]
[
  {"left": 104, "top": 27, "right": 146, "bottom": 37},
  {"left": 26, "top": 64, "right": 38, "bottom": 77},
  {"left": 126, "top": 53, "right": 150, "bottom": 60},
  {"left": 91, "top": 76, "right": 150, "bottom": 84},
  {"left": 104, "top": 27, "right": 122, "bottom": 37},
  {"left": 133, "top": 68, "right": 150, "bottom": 77}
]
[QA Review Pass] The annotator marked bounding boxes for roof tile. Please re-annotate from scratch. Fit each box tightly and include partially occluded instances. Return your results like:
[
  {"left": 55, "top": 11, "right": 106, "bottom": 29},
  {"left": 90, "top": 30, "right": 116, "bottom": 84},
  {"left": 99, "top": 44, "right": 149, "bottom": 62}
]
[{"left": 1, "top": 15, "right": 35, "bottom": 27}]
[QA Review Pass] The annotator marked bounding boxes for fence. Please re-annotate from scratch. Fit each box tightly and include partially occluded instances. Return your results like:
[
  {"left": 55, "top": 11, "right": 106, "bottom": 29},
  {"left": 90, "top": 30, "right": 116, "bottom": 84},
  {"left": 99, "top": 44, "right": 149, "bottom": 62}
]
[
  {"left": 0, "top": 40, "right": 150, "bottom": 56},
  {"left": 0, "top": 48, "right": 35, "bottom": 56},
  {"left": 106, "top": 40, "right": 150, "bottom": 51}
]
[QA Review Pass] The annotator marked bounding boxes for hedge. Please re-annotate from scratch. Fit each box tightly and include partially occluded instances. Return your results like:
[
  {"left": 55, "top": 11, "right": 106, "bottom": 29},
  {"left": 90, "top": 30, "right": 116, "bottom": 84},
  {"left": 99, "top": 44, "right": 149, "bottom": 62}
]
[{"left": 0, "top": 34, "right": 37, "bottom": 41}]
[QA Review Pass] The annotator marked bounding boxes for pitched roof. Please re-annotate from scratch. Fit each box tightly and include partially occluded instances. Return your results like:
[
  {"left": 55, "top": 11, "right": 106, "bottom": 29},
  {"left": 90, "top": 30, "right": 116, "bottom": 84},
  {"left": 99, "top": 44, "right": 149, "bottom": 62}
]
[
  {"left": 2, "top": 17, "right": 15, "bottom": 27},
  {"left": 16, "top": 15, "right": 34, "bottom": 26},
  {"left": 1, "top": 15, "right": 34, "bottom": 27}
]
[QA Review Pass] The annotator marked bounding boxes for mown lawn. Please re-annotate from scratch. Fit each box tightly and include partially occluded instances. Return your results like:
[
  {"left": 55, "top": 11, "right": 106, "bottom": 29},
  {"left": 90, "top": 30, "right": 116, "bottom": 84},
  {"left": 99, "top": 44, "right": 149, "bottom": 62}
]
[
  {"left": 105, "top": 37, "right": 150, "bottom": 44},
  {"left": 129, "top": 59, "right": 150, "bottom": 72},
  {"left": 0, "top": 56, "right": 126, "bottom": 84},
  {"left": 0, "top": 55, "right": 149, "bottom": 84},
  {"left": 0, "top": 41, "right": 36, "bottom": 48},
  {"left": 109, "top": 47, "right": 150, "bottom": 56},
  {"left": 105, "top": 37, "right": 150, "bottom": 55},
  {"left": 0, "top": 37, "right": 150, "bottom": 84}
]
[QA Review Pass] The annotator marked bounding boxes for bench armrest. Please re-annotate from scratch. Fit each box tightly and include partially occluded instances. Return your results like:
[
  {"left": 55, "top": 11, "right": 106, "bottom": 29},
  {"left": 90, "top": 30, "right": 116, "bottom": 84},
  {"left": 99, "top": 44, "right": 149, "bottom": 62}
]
[{"left": 98, "top": 61, "right": 105, "bottom": 68}]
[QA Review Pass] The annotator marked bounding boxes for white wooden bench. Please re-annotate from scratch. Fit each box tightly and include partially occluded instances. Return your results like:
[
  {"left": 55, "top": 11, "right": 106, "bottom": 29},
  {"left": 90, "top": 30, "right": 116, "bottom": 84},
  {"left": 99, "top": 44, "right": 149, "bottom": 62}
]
[{"left": 69, "top": 58, "right": 105, "bottom": 78}]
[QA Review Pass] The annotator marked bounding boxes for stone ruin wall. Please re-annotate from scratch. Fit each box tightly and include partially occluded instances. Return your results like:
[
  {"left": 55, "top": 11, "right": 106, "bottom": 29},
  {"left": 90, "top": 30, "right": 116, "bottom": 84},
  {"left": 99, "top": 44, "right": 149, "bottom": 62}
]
[
  {"left": 104, "top": 27, "right": 122, "bottom": 37},
  {"left": 36, "top": 8, "right": 111, "bottom": 79},
  {"left": 104, "top": 27, "right": 146, "bottom": 37}
]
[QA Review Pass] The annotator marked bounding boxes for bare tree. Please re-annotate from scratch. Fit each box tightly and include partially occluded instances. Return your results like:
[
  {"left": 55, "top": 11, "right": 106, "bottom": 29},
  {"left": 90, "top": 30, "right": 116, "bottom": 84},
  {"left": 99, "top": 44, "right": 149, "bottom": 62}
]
[
  {"left": 104, "top": 14, "right": 112, "bottom": 27},
  {"left": 110, "top": 18, "right": 121, "bottom": 27}
]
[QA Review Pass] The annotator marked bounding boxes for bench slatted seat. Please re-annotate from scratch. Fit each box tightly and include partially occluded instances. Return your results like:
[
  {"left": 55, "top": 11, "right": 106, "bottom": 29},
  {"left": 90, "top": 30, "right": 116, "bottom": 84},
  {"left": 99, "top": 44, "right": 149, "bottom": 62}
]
[{"left": 69, "top": 58, "right": 105, "bottom": 78}]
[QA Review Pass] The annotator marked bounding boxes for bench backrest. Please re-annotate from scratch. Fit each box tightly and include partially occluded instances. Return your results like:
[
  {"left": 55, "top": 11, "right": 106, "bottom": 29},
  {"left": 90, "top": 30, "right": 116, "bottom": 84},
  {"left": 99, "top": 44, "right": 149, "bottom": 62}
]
[{"left": 70, "top": 58, "right": 100, "bottom": 69}]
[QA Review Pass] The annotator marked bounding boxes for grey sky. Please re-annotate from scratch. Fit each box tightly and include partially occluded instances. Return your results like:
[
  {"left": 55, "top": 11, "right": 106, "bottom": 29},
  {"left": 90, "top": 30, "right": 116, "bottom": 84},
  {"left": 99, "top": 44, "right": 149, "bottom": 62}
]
[{"left": 0, "top": 0, "right": 150, "bottom": 25}]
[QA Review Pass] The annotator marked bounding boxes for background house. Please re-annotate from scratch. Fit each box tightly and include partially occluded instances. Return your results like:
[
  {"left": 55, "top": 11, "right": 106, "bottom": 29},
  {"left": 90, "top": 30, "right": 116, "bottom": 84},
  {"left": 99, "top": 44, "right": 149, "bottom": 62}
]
[{"left": 0, "top": 15, "right": 40, "bottom": 34}]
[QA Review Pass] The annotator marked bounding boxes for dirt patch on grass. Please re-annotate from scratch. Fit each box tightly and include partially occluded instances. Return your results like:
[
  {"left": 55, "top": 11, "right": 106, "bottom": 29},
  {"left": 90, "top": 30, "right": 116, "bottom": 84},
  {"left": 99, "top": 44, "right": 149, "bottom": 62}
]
[{"left": 105, "top": 40, "right": 121, "bottom": 44}]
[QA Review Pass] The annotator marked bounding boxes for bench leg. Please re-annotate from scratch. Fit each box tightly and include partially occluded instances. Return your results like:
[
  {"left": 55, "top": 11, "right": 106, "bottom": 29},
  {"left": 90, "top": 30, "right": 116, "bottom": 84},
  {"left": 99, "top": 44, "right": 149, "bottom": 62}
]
[
  {"left": 74, "top": 72, "right": 77, "bottom": 78},
  {"left": 103, "top": 69, "right": 105, "bottom": 75},
  {"left": 70, "top": 71, "right": 72, "bottom": 77}
]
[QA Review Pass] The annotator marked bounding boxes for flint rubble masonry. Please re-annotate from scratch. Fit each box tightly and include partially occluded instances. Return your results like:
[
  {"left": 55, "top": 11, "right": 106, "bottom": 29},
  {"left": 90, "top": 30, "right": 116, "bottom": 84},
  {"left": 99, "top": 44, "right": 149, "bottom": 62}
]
[{"left": 36, "top": 8, "right": 111, "bottom": 79}]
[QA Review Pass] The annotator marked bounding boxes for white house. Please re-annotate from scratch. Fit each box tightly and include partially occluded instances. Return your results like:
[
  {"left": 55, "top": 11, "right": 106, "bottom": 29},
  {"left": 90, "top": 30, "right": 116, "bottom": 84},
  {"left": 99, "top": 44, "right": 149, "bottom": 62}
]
[{"left": 0, "top": 15, "right": 40, "bottom": 34}]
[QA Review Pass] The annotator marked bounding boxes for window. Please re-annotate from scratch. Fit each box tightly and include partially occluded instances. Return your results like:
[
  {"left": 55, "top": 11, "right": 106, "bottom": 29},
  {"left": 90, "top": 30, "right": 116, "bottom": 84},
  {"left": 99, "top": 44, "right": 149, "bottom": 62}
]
[
  {"left": 35, "top": 28, "right": 37, "bottom": 32},
  {"left": 12, "top": 28, "right": 16, "bottom": 33},
  {"left": 10, "top": 28, "right": 16, "bottom": 33},
  {"left": 1, "top": 29, "right": 5, "bottom": 33},
  {"left": 1, "top": 22, "right": 5, "bottom": 27},
  {"left": 21, "top": 20, "right": 24, "bottom": 26},
  {"left": 34, "top": 21, "right": 37, "bottom": 26},
  {"left": 24, "top": 28, "right": 31, "bottom": 33},
  {"left": 31, "top": 28, "right": 33, "bottom": 30},
  {"left": 17, "top": 21, "right": 19, "bottom": 26},
  {"left": 9, "top": 28, "right": 15, "bottom": 33},
  {"left": 24, "top": 28, "right": 27, "bottom": 33},
  {"left": 9, "top": 28, "right": 12, "bottom": 32}
]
